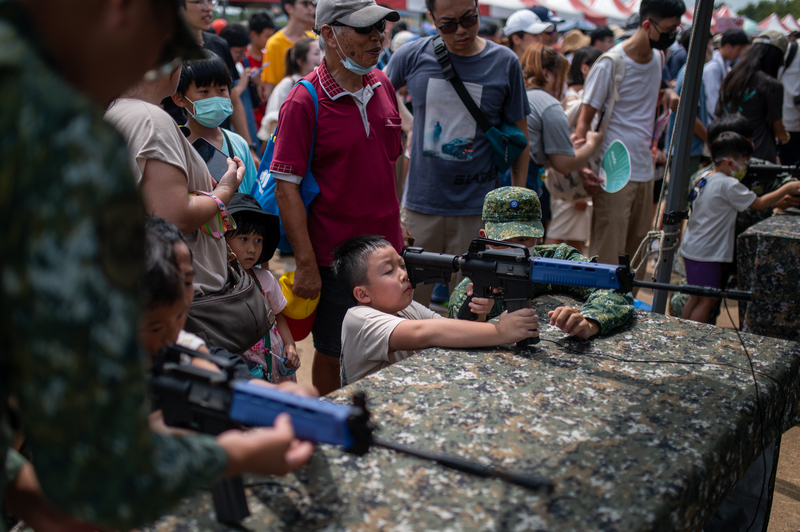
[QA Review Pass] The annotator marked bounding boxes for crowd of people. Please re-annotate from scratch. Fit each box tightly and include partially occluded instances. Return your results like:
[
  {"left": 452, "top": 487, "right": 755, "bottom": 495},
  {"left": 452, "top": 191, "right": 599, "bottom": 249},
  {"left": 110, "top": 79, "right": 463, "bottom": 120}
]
[{"left": 2, "top": 0, "right": 800, "bottom": 528}]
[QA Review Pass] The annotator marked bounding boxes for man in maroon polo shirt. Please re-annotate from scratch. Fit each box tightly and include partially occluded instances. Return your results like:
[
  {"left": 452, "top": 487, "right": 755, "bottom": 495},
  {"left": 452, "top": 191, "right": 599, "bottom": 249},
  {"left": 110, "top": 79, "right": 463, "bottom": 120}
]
[{"left": 272, "top": 0, "right": 404, "bottom": 395}]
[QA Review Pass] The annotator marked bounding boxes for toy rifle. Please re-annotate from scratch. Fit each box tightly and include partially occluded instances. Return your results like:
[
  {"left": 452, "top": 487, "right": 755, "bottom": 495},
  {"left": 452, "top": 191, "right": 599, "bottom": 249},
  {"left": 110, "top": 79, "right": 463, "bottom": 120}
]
[
  {"left": 743, "top": 163, "right": 800, "bottom": 184},
  {"left": 401, "top": 238, "right": 753, "bottom": 349},
  {"left": 150, "top": 345, "right": 553, "bottom": 523}
]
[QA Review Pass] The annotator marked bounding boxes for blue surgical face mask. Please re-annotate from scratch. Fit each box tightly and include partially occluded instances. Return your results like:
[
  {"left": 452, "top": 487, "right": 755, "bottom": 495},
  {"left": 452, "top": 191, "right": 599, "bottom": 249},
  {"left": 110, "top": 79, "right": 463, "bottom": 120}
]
[
  {"left": 185, "top": 96, "right": 233, "bottom": 128},
  {"left": 332, "top": 28, "right": 377, "bottom": 76}
]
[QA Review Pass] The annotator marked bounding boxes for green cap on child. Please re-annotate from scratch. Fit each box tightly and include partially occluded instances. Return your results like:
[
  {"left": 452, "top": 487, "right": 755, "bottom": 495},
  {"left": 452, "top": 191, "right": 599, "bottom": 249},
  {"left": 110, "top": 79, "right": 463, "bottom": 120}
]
[{"left": 482, "top": 186, "right": 545, "bottom": 241}]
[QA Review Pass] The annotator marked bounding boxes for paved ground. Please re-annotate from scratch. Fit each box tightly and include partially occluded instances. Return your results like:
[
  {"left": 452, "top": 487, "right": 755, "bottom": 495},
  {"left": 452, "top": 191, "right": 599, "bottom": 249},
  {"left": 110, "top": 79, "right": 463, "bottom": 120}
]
[{"left": 265, "top": 252, "right": 800, "bottom": 531}]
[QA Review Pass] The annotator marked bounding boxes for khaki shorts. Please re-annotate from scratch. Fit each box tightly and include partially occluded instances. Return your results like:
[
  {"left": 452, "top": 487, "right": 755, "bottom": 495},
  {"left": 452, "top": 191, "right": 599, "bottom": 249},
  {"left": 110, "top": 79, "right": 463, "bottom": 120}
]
[
  {"left": 589, "top": 179, "right": 654, "bottom": 280},
  {"left": 401, "top": 207, "right": 484, "bottom": 307}
]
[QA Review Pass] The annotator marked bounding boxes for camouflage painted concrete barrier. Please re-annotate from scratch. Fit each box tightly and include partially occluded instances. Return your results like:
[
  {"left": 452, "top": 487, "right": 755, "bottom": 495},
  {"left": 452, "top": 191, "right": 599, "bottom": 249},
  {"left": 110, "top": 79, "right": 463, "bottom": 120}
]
[
  {"left": 145, "top": 295, "right": 800, "bottom": 531},
  {"left": 738, "top": 212, "right": 800, "bottom": 342}
]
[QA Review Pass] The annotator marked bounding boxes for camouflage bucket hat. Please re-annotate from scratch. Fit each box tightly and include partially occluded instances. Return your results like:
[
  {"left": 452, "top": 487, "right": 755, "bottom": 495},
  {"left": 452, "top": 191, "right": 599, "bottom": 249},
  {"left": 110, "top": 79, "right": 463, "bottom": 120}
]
[{"left": 482, "top": 186, "right": 544, "bottom": 240}]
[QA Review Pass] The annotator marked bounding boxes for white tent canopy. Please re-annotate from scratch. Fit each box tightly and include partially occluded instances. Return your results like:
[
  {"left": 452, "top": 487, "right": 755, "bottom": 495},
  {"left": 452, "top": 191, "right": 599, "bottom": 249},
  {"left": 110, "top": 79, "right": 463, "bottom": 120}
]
[
  {"left": 535, "top": 0, "right": 606, "bottom": 19},
  {"left": 480, "top": 0, "right": 527, "bottom": 19},
  {"left": 589, "top": 0, "right": 631, "bottom": 21},
  {"left": 782, "top": 14, "right": 800, "bottom": 32},
  {"left": 759, "top": 13, "right": 789, "bottom": 33}
]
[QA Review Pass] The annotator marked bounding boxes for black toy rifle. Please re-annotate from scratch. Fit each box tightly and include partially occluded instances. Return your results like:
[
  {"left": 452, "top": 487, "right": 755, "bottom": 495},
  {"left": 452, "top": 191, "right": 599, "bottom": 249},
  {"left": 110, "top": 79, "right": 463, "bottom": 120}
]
[
  {"left": 402, "top": 238, "right": 753, "bottom": 348},
  {"left": 743, "top": 164, "right": 800, "bottom": 184},
  {"left": 150, "top": 345, "right": 553, "bottom": 523}
]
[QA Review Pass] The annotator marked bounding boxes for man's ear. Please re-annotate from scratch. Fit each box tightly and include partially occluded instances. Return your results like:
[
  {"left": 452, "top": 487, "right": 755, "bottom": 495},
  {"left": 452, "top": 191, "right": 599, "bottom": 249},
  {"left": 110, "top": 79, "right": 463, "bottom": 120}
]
[
  {"left": 320, "top": 25, "right": 338, "bottom": 51},
  {"left": 479, "top": 228, "right": 487, "bottom": 238},
  {"left": 353, "top": 285, "right": 371, "bottom": 304}
]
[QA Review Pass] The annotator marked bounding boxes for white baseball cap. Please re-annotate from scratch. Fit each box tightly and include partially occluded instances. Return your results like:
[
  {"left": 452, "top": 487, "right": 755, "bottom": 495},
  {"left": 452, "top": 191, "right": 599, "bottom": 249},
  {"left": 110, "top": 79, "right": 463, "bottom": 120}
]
[{"left": 503, "top": 10, "right": 554, "bottom": 37}]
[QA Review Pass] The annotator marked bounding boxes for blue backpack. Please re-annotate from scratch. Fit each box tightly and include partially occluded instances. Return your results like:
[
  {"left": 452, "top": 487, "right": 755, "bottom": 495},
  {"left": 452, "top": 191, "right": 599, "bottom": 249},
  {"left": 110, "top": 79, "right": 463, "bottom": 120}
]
[{"left": 251, "top": 79, "right": 319, "bottom": 253}]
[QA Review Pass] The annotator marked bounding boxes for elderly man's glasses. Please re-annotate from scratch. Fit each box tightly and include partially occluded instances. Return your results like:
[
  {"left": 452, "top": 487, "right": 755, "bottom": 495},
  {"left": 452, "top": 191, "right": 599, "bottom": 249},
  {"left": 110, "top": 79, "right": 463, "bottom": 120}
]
[
  {"left": 186, "top": 0, "right": 218, "bottom": 8},
  {"left": 332, "top": 19, "right": 386, "bottom": 35},
  {"left": 432, "top": 13, "right": 479, "bottom": 35}
]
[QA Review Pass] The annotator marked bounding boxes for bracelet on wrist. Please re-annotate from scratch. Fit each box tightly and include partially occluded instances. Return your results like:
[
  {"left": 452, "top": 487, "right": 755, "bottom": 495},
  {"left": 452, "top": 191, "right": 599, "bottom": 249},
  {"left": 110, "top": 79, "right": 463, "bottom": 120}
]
[{"left": 189, "top": 190, "right": 237, "bottom": 239}]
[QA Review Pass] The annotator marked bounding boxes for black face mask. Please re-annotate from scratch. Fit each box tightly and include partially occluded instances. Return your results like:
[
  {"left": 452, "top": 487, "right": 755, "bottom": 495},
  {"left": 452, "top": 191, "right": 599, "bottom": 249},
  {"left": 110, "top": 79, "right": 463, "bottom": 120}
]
[{"left": 649, "top": 24, "right": 677, "bottom": 50}]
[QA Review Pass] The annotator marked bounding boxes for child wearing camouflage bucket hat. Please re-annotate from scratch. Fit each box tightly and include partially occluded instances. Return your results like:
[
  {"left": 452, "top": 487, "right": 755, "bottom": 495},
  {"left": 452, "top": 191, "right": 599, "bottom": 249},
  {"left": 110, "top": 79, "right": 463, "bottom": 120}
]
[{"left": 448, "top": 187, "right": 635, "bottom": 339}]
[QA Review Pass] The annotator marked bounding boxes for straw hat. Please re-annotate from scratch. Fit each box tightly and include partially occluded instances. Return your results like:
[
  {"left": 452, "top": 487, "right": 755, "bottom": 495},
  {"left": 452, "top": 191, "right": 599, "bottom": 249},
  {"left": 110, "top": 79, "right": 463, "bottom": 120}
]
[{"left": 561, "top": 29, "right": 591, "bottom": 54}]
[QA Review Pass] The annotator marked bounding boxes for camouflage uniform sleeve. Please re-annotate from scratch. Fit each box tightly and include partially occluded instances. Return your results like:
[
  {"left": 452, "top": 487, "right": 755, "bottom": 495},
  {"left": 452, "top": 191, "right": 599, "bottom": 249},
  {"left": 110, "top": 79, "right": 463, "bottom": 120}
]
[
  {"left": 0, "top": 32, "right": 228, "bottom": 527},
  {"left": 536, "top": 245, "right": 634, "bottom": 335},
  {"left": 448, "top": 277, "right": 505, "bottom": 320}
]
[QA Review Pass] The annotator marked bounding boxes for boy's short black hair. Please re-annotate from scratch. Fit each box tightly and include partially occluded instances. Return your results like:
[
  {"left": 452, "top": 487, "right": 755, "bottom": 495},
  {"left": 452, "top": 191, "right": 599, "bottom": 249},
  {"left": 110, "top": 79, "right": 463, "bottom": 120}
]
[
  {"left": 710, "top": 131, "right": 754, "bottom": 162},
  {"left": 589, "top": 26, "right": 613, "bottom": 45},
  {"left": 332, "top": 235, "right": 394, "bottom": 295},
  {"left": 639, "top": 0, "right": 686, "bottom": 24},
  {"left": 249, "top": 11, "right": 275, "bottom": 34},
  {"left": 219, "top": 23, "right": 250, "bottom": 48},
  {"left": 721, "top": 29, "right": 749, "bottom": 47},
  {"left": 177, "top": 50, "right": 233, "bottom": 93},
  {"left": 707, "top": 113, "right": 754, "bottom": 144},
  {"left": 142, "top": 217, "right": 187, "bottom": 309}
]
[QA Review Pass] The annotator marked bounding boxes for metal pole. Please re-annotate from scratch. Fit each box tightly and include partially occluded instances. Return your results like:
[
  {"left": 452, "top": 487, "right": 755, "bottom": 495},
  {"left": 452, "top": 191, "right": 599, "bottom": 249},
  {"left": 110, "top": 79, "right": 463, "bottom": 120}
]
[{"left": 650, "top": 0, "right": 714, "bottom": 314}]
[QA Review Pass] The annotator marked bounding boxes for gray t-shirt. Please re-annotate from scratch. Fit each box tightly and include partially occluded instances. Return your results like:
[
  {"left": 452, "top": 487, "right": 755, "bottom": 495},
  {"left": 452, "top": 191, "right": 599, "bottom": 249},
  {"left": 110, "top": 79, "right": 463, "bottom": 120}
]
[
  {"left": 387, "top": 37, "right": 529, "bottom": 216},
  {"left": 526, "top": 88, "right": 574, "bottom": 166}
]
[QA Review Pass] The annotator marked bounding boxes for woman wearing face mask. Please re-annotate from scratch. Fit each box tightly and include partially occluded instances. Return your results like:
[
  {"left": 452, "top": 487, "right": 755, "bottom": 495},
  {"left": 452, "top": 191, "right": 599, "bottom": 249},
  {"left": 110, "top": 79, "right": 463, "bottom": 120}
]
[
  {"left": 522, "top": 43, "right": 601, "bottom": 252},
  {"left": 106, "top": 58, "right": 245, "bottom": 299},
  {"left": 717, "top": 31, "right": 790, "bottom": 164},
  {"left": 259, "top": 38, "right": 322, "bottom": 141}
]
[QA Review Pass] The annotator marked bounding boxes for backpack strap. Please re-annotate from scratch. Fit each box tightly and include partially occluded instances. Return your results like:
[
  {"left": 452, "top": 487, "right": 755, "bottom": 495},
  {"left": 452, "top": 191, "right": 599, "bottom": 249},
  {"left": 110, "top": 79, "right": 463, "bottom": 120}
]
[
  {"left": 270, "top": 78, "right": 319, "bottom": 172},
  {"left": 786, "top": 41, "right": 798, "bottom": 73},
  {"left": 220, "top": 129, "right": 236, "bottom": 158},
  {"left": 296, "top": 79, "right": 319, "bottom": 168},
  {"left": 584, "top": 51, "right": 626, "bottom": 135}
]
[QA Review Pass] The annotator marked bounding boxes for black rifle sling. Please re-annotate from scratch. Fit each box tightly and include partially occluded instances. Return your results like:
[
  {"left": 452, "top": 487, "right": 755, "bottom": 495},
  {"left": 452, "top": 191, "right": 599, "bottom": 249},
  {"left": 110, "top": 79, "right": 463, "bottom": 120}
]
[{"left": 432, "top": 36, "right": 494, "bottom": 135}]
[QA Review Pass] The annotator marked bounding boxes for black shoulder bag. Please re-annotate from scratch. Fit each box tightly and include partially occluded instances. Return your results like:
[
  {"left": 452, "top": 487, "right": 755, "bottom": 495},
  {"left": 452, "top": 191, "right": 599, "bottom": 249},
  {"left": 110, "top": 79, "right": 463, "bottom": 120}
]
[{"left": 432, "top": 36, "right": 527, "bottom": 173}]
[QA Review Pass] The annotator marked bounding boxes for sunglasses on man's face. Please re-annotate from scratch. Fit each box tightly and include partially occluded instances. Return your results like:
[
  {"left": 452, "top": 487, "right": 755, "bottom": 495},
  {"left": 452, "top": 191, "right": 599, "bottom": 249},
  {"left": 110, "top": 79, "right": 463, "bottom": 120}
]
[
  {"left": 332, "top": 19, "right": 386, "bottom": 34},
  {"left": 434, "top": 13, "right": 479, "bottom": 35}
]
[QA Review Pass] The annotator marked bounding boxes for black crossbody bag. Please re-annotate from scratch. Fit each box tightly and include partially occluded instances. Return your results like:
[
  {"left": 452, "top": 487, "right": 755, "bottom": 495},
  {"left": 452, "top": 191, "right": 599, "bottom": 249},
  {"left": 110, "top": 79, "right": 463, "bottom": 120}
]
[{"left": 432, "top": 36, "right": 527, "bottom": 173}]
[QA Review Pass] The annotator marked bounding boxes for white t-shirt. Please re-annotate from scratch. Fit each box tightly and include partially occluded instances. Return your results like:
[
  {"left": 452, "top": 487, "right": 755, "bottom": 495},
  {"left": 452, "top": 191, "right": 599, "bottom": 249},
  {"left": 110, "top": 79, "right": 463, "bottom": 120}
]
[
  {"left": 340, "top": 301, "right": 443, "bottom": 385},
  {"left": 681, "top": 172, "right": 757, "bottom": 263},
  {"left": 105, "top": 98, "right": 227, "bottom": 295},
  {"left": 779, "top": 43, "right": 800, "bottom": 132},
  {"left": 583, "top": 44, "right": 662, "bottom": 183}
]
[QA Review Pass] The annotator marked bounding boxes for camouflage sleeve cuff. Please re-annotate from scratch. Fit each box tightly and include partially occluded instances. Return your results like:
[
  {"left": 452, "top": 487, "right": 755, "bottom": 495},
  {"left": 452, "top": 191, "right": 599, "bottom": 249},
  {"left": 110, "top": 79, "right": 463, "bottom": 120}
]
[{"left": 579, "top": 290, "right": 635, "bottom": 336}]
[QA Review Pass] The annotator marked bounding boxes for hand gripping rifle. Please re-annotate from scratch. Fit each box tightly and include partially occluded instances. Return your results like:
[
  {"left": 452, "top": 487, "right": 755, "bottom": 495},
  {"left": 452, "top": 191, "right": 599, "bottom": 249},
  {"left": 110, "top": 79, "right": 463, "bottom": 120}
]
[
  {"left": 150, "top": 345, "right": 553, "bottom": 523},
  {"left": 402, "top": 238, "right": 753, "bottom": 349}
]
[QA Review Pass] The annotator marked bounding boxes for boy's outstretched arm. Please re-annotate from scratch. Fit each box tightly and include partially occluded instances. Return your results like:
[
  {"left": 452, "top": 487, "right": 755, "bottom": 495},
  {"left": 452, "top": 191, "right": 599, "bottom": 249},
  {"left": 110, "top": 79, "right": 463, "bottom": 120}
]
[
  {"left": 750, "top": 181, "right": 800, "bottom": 210},
  {"left": 388, "top": 310, "right": 539, "bottom": 352}
]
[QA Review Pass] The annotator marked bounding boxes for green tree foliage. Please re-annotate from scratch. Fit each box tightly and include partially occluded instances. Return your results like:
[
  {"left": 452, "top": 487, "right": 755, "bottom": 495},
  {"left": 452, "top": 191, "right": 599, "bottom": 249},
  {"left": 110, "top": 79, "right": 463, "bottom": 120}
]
[{"left": 739, "top": 0, "right": 800, "bottom": 23}]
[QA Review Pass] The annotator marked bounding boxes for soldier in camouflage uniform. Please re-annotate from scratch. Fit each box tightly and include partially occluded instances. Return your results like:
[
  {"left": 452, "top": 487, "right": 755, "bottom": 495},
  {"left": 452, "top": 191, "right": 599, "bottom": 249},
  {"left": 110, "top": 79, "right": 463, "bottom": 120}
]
[
  {"left": 449, "top": 187, "right": 634, "bottom": 338},
  {"left": 0, "top": 0, "right": 312, "bottom": 528}
]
